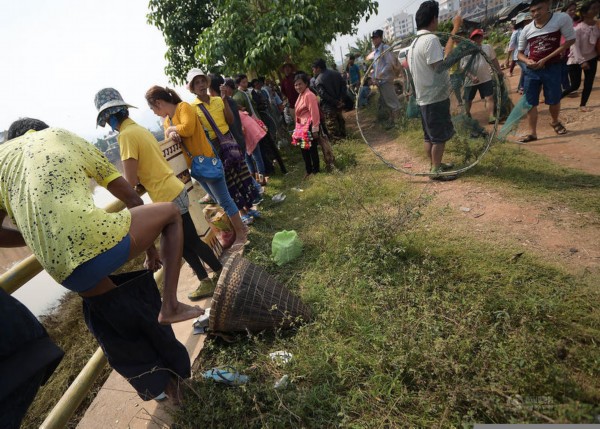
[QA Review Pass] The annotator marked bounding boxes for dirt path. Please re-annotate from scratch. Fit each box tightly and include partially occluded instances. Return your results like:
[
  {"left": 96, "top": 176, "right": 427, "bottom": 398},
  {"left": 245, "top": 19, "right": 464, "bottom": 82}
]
[
  {"left": 504, "top": 71, "right": 600, "bottom": 175},
  {"left": 351, "top": 73, "right": 600, "bottom": 276}
]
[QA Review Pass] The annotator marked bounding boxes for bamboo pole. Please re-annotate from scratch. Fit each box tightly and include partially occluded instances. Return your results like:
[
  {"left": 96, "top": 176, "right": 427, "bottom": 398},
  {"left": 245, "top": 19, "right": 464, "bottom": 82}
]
[
  {"left": 39, "top": 348, "right": 107, "bottom": 429},
  {"left": 39, "top": 268, "right": 165, "bottom": 428},
  {"left": 0, "top": 255, "right": 42, "bottom": 294}
]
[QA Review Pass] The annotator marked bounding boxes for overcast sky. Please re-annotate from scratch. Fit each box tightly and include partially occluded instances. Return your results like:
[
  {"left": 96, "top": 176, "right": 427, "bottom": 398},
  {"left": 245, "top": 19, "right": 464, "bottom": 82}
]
[{"left": 1, "top": 0, "right": 419, "bottom": 142}]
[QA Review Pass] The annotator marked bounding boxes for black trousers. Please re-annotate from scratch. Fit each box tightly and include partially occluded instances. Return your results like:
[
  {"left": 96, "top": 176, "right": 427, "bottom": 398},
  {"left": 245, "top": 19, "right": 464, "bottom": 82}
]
[
  {"left": 83, "top": 270, "right": 190, "bottom": 400},
  {"left": 181, "top": 211, "right": 221, "bottom": 280},
  {"left": 301, "top": 137, "right": 320, "bottom": 174},
  {"left": 572, "top": 58, "right": 598, "bottom": 106},
  {"left": 562, "top": 58, "right": 598, "bottom": 106}
]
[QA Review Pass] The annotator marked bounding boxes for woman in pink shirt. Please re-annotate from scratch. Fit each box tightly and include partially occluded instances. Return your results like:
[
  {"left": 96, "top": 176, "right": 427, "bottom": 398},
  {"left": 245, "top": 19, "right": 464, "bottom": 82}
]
[
  {"left": 564, "top": 1, "right": 600, "bottom": 111},
  {"left": 292, "top": 73, "right": 321, "bottom": 179}
]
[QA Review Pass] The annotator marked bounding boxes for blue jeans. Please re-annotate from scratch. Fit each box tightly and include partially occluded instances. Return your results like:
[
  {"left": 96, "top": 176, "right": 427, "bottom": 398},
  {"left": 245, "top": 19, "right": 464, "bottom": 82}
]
[
  {"left": 245, "top": 149, "right": 265, "bottom": 175},
  {"left": 198, "top": 177, "right": 239, "bottom": 217}
]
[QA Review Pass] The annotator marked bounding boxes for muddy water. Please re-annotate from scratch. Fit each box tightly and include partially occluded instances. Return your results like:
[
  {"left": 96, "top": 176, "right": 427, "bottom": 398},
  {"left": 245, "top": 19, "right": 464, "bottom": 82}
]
[{"left": 1, "top": 186, "right": 118, "bottom": 316}]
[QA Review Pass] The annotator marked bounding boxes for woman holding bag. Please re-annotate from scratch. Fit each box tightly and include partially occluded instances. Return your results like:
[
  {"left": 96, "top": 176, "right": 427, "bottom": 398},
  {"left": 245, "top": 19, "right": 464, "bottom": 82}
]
[
  {"left": 145, "top": 86, "right": 248, "bottom": 251},
  {"left": 293, "top": 72, "right": 321, "bottom": 179},
  {"left": 186, "top": 70, "right": 259, "bottom": 218}
]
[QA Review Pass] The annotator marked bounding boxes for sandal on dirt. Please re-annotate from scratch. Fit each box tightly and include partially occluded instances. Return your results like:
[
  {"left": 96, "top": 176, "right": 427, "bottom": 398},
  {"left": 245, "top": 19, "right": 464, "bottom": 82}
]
[
  {"left": 199, "top": 194, "right": 215, "bottom": 204},
  {"left": 517, "top": 134, "right": 537, "bottom": 143},
  {"left": 551, "top": 122, "right": 567, "bottom": 135},
  {"left": 203, "top": 367, "right": 248, "bottom": 386}
]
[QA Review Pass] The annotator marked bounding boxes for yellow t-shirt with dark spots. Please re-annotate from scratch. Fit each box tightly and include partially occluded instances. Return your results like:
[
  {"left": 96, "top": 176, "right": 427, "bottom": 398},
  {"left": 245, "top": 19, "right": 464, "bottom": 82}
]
[{"left": 0, "top": 128, "right": 131, "bottom": 284}]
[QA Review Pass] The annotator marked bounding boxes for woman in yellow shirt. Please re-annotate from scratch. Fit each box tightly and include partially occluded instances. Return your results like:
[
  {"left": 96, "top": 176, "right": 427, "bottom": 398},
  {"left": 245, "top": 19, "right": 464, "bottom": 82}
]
[
  {"left": 186, "top": 70, "right": 259, "bottom": 216},
  {"left": 145, "top": 86, "right": 248, "bottom": 251}
]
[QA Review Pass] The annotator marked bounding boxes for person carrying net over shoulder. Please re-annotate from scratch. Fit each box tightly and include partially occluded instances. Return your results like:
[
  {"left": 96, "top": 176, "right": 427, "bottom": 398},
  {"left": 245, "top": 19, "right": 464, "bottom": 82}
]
[{"left": 407, "top": 2, "right": 465, "bottom": 181}]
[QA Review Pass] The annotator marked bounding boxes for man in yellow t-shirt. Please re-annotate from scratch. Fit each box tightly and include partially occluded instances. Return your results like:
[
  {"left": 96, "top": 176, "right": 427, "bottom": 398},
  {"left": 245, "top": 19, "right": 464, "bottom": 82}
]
[
  {"left": 94, "top": 87, "right": 222, "bottom": 300},
  {"left": 0, "top": 119, "right": 202, "bottom": 401}
]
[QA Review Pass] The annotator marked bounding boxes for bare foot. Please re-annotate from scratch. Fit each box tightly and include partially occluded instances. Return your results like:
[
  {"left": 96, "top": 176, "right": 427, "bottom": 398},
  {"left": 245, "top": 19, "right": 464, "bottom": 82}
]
[
  {"left": 580, "top": 106, "right": 592, "bottom": 112},
  {"left": 159, "top": 302, "right": 203, "bottom": 324}
]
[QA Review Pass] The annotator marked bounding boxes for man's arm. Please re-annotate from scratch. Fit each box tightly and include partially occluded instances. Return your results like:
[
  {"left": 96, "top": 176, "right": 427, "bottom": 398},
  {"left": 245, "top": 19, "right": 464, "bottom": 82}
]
[
  {"left": 106, "top": 177, "right": 144, "bottom": 209},
  {"left": 444, "top": 15, "right": 463, "bottom": 58},
  {"left": 222, "top": 96, "right": 234, "bottom": 125},
  {"left": 534, "top": 39, "right": 574, "bottom": 68},
  {"left": 122, "top": 158, "right": 139, "bottom": 188},
  {"left": 0, "top": 210, "right": 26, "bottom": 248},
  {"left": 432, "top": 14, "right": 463, "bottom": 72}
]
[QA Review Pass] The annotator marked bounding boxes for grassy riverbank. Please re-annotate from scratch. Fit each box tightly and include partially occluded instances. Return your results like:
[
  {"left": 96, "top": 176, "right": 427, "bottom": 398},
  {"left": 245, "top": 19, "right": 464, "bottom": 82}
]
[
  {"left": 174, "top": 138, "right": 599, "bottom": 427},
  {"left": 24, "top": 125, "right": 599, "bottom": 427}
]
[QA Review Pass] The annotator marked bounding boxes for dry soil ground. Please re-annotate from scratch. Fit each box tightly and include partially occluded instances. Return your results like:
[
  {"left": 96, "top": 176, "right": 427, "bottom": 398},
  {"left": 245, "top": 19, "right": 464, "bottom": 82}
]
[{"left": 353, "top": 69, "right": 600, "bottom": 277}]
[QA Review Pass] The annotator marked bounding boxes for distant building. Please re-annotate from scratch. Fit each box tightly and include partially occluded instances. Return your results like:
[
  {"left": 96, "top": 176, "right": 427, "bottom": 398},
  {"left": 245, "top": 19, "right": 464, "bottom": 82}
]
[
  {"left": 459, "top": 0, "right": 522, "bottom": 23},
  {"left": 383, "top": 12, "right": 415, "bottom": 42},
  {"left": 439, "top": 0, "right": 461, "bottom": 22}
]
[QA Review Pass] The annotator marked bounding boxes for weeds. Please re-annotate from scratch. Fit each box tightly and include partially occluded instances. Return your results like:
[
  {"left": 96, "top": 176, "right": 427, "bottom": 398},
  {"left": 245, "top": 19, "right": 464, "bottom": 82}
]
[{"left": 175, "top": 140, "right": 600, "bottom": 427}]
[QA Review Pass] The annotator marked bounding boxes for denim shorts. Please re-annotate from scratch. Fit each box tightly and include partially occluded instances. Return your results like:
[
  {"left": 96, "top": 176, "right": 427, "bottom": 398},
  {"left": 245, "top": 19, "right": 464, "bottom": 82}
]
[
  {"left": 524, "top": 62, "right": 562, "bottom": 106},
  {"left": 171, "top": 188, "right": 190, "bottom": 215},
  {"left": 62, "top": 234, "right": 131, "bottom": 293}
]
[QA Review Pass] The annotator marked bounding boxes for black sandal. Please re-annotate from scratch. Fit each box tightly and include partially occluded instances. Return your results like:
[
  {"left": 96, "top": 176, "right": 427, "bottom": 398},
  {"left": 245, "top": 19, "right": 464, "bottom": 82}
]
[
  {"left": 551, "top": 122, "right": 567, "bottom": 135},
  {"left": 517, "top": 134, "right": 537, "bottom": 143}
]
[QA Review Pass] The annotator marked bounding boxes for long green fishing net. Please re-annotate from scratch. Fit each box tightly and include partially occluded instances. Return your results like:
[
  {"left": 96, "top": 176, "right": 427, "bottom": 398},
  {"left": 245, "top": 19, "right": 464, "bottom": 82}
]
[{"left": 356, "top": 32, "right": 524, "bottom": 177}]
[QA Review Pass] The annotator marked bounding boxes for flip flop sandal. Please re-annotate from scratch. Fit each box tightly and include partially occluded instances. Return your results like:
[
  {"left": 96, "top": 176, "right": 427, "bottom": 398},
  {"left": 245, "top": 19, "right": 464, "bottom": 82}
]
[
  {"left": 241, "top": 214, "right": 254, "bottom": 225},
  {"left": 517, "top": 135, "right": 537, "bottom": 143},
  {"left": 199, "top": 194, "right": 215, "bottom": 204},
  {"left": 551, "top": 122, "right": 567, "bottom": 135},
  {"left": 203, "top": 367, "right": 248, "bottom": 386}
]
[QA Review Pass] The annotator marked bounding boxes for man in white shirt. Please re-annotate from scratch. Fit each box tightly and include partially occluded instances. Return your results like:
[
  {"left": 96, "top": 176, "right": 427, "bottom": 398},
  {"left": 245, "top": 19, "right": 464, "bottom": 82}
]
[
  {"left": 408, "top": 1, "right": 462, "bottom": 180},
  {"left": 517, "top": 0, "right": 575, "bottom": 142},
  {"left": 462, "top": 29, "right": 503, "bottom": 124}
]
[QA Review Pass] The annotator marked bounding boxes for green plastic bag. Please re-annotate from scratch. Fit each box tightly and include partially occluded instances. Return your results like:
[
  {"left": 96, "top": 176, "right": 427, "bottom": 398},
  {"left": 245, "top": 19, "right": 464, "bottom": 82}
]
[
  {"left": 272, "top": 230, "right": 303, "bottom": 266},
  {"left": 406, "top": 95, "right": 421, "bottom": 119}
]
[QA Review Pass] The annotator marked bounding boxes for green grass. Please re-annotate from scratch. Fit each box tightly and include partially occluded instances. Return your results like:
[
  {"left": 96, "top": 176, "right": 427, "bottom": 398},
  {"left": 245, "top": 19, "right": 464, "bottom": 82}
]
[
  {"left": 24, "top": 125, "right": 599, "bottom": 427},
  {"left": 175, "top": 139, "right": 600, "bottom": 428},
  {"left": 371, "top": 101, "right": 600, "bottom": 216}
]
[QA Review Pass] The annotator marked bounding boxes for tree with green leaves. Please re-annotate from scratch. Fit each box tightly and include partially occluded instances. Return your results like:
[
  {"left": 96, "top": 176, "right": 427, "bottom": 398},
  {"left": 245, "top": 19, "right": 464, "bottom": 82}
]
[
  {"left": 94, "top": 138, "right": 108, "bottom": 153},
  {"left": 348, "top": 34, "right": 373, "bottom": 62},
  {"left": 147, "top": 0, "right": 217, "bottom": 85},
  {"left": 148, "top": 0, "right": 378, "bottom": 82}
]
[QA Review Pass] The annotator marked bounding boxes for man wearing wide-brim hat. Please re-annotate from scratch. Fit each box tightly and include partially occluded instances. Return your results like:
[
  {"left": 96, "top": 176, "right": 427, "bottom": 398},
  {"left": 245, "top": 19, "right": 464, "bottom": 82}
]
[
  {"left": 371, "top": 29, "right": 401, "bottom": 129},
  {"left": 94, "top": 86, "right": 223, "bottom": 302}
]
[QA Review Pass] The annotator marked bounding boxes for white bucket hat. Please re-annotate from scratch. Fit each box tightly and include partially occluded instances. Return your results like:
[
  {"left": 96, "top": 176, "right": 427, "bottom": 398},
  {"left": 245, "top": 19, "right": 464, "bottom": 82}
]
[
  {"left": 514, "top": 12, "right": 532, "bottom": 25},
  {"left": 186, "top": 68, "right": 211, "bottom": 91}
]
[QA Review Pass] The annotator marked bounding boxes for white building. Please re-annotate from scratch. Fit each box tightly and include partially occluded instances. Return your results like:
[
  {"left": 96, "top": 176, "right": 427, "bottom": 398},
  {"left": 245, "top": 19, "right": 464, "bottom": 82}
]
[
  {"left": 383, "top": 12, "right": 415, "bottom": 42},
  {"left": 439, "top": 0, "right": 461, "bottom": 22},
  {"left": 459, "top": 0, "right": 522, "bottom": 22}
]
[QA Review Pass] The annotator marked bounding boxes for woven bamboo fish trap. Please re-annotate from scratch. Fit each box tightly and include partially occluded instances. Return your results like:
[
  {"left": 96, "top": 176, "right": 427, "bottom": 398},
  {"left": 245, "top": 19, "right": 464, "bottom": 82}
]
[{"left": 209, "top": 254, "right": 312, "bottom": 333}]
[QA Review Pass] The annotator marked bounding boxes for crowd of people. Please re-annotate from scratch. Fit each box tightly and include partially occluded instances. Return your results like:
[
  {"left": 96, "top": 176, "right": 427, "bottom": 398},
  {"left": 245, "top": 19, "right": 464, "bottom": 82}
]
[
  {"left": 0, "top": 46, "right": 369, "bottom": 422},
  {"left": 3, "top": 0, "right": 598, "bottom": 424}
]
